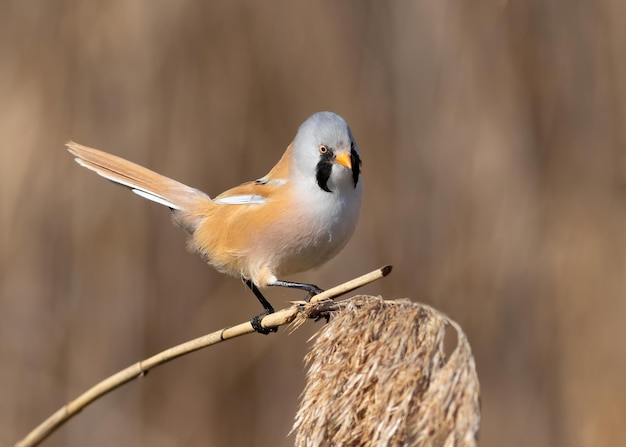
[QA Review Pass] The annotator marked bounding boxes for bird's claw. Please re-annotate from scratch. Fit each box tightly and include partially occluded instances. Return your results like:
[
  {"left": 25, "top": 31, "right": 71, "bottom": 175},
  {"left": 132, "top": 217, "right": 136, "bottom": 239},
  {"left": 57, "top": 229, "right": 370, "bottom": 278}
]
[
  {"left": 250, "top": 312, "right": 278, "bottom": 334},
  {"left": 304, "top": 286, "right": 325, "bottom": 302}
]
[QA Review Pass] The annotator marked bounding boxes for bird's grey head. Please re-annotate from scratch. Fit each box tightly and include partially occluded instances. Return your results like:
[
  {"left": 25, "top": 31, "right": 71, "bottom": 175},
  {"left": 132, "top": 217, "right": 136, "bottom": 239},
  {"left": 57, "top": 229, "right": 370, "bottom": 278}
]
[{"left": 292, "top": 111, "right": 362, "bottom": 193}]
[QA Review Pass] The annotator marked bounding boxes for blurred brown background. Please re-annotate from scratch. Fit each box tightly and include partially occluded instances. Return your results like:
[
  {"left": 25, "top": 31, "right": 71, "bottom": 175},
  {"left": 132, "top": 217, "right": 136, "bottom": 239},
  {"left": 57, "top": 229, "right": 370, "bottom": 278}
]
[{"left": 1, "top": 1, "right": 625, "bottom": 446}]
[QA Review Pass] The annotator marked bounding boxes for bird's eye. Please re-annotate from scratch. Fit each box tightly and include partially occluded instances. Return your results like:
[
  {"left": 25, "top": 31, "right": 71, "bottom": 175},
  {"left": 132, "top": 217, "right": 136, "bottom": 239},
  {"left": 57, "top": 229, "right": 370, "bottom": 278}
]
[{"left": 319, "top": 145, "right": 328, "bottom": 154}]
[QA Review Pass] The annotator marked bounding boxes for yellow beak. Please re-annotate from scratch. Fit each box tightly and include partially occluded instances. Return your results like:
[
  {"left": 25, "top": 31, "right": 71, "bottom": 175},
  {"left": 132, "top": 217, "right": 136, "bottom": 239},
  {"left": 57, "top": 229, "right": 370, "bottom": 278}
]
[{"left": 335, "top": 152, "right": 352, "bottom": 170}]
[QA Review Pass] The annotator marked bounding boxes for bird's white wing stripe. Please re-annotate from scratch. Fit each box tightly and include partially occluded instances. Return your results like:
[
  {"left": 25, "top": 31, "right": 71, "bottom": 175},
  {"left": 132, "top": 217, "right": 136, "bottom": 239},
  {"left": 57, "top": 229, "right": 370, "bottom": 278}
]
[{"left": 214, "top": 194, "right": 266, "bottom": 205}]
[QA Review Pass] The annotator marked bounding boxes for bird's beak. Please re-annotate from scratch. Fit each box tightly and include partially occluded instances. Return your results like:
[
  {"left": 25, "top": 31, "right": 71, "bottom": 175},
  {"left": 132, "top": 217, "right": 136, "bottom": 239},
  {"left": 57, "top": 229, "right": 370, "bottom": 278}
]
[{"left": 335, "top": 152, "right": 352, "bottom": 170}]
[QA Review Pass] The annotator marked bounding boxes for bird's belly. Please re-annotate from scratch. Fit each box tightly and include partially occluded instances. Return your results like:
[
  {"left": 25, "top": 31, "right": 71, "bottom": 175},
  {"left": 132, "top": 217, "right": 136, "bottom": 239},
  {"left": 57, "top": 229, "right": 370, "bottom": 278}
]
[{"left": 263, "top": 201, "right": 359, "bottom": 278}]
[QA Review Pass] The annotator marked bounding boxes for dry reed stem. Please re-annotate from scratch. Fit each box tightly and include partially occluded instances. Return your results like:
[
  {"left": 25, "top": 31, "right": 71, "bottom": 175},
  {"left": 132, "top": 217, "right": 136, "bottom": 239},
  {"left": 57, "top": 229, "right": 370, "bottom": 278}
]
[
  {"left": 15, "top": 266, "right": 392, "bottom": 447},
  {"left": 293, "top": 296, "right": 480, "bottom": 447}
]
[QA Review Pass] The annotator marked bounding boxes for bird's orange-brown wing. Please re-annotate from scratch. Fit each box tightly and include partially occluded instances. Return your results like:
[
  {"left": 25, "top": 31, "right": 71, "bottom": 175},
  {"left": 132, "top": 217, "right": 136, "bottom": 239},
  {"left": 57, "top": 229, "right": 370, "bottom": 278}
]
[{"left": 190, "top": 143, "right": 301, "bottom": 284}]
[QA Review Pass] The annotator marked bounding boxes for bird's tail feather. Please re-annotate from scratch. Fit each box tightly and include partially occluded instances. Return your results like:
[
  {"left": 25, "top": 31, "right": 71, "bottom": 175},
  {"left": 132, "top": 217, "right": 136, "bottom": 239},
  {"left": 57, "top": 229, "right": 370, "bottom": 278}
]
[{"left": 67, "top": 141, "right": 212, "bottom": 230}]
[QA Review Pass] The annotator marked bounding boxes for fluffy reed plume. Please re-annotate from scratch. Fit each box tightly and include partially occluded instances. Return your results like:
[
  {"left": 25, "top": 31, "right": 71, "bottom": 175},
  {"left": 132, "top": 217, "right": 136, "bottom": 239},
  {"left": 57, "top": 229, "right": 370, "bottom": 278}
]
[{"left": 293, "top": 296, "right": 480, "bottom": 447}]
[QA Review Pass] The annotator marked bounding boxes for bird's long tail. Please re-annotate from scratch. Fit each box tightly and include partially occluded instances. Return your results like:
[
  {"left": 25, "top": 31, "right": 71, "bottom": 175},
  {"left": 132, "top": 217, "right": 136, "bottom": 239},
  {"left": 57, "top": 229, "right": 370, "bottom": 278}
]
[{"left": 67, "top": 141, "right": 212, "bottom": 231}]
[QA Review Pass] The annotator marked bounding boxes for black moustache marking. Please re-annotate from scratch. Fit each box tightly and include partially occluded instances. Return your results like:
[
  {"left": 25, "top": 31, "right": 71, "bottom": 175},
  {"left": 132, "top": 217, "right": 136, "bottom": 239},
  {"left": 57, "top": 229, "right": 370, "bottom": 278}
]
[
  {"left": 316, "top": 149, "right": 335, "bottom": 193},
  {"left": 350, "top": 147, "right": 361, "bottom": 188}
]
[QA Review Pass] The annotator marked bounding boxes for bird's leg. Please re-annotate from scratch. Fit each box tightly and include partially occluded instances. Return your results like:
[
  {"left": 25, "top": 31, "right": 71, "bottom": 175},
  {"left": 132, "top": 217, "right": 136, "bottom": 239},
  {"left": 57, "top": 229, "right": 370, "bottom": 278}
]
[
  {"left": 272, "top": 280, "right": 329, "bottom": 323},
  {"left": 245, "top": 280, "right": 277, "bottom": 334},
  {"left": 271, "top": 280, "right": 324, "bottom": 302}
]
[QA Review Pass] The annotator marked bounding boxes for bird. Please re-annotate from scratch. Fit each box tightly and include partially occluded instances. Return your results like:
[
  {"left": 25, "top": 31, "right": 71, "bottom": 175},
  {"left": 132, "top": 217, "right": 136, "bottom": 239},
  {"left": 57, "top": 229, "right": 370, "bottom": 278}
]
[{"left": 67, "top": 111, "right": 363, "bottom": 333}]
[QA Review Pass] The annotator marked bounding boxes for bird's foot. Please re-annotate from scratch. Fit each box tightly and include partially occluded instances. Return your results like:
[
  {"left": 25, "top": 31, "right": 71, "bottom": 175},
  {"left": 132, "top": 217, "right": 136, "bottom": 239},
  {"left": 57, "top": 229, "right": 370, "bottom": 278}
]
[
  {"left": 301, "top": 285, "right": 331, "bottom": 323},
  {"left": 313, "top": 313, "right": 331, "bottom": 324},
  {"left": 250, "top": 311, "right": 278, "bottom": 335},
  {"left": 304, "top": 285, "right": 325, "bottom": 302}
]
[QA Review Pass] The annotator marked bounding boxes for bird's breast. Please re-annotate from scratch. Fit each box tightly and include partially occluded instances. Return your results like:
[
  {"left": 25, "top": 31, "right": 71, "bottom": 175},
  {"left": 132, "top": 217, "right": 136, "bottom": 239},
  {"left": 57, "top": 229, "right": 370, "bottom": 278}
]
[{"left": 268, "top": 180, "right": 362, "bottom": 276}]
